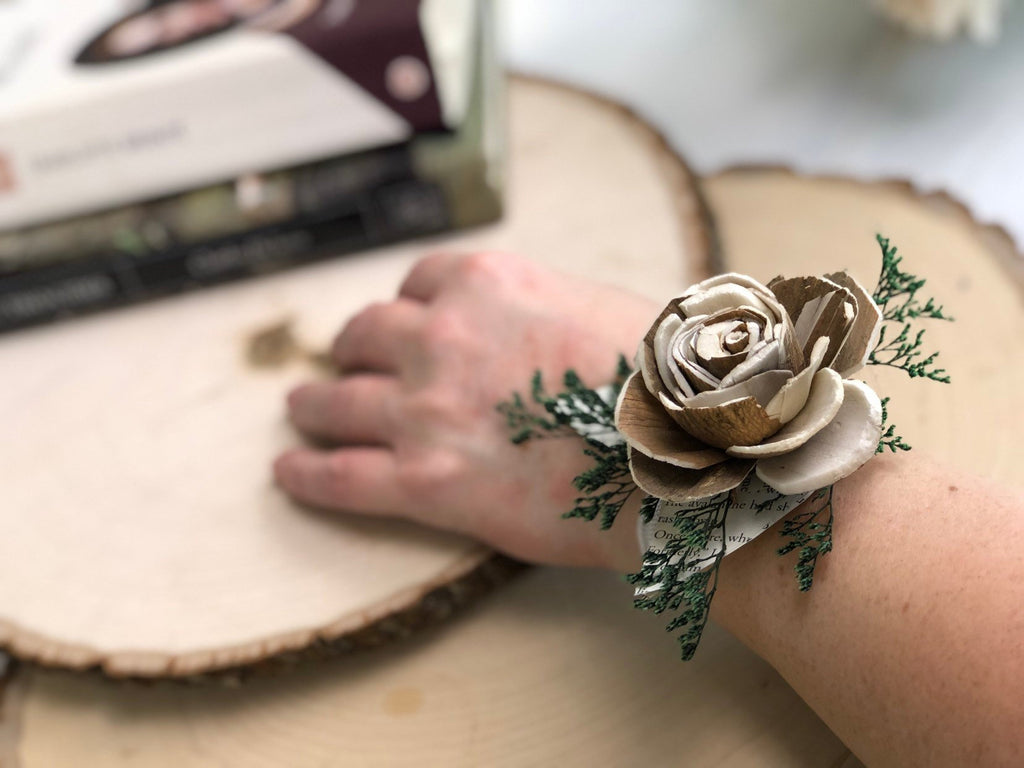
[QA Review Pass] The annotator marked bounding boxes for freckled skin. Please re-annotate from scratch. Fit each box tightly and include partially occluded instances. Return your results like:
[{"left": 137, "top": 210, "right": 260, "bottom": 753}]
[
  {"left": 277, "top": 253, "right": 1024, "bottom": 765},
  {"left": 714, "top": 457, "right": 1024, "bottom": 767}
]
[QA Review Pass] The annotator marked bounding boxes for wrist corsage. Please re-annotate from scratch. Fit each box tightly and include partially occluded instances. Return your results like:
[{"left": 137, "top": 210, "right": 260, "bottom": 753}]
[{"left": 499, "top": 236, "right": 951, "bottom": 659}]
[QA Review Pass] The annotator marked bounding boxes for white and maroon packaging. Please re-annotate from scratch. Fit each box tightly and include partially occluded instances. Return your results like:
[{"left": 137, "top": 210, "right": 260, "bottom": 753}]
[{"left": 0, "top": 0, "right": 479, "bottom": 229}]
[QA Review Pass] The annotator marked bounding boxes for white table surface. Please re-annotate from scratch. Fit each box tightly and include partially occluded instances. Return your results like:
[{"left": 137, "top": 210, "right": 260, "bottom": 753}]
[{"left": 502, "top": 0, "right": 1024, "bottom": 249}]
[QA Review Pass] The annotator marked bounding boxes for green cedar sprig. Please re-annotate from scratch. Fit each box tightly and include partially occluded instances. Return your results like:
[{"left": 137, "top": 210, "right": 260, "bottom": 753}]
[
  {"left": 496, "top": 356, "right": 638, "bottom": 529},
  {"left": 869, "top": 235, "right": 952, "bottom": 382},
  {"left": 876, "top": 396, "right": 912, "bottom": 454},
  {"left": 776, "top": 486, "right": 834, "bottom": 591},
  {"left": 626, "top": 495, "right": 730, "bottom": 660}
]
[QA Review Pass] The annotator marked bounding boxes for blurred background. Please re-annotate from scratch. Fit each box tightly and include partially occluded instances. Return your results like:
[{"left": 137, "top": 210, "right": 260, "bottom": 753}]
[
  {"left": 504, "top": 0, "right": 1024, "bottom": 245},
  {"left": 2, "top": 0, "right": 1021, "bottom": 333}
]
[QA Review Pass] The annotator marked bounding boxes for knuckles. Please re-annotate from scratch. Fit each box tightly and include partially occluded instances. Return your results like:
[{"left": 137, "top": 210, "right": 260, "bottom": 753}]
[
  {"left": 419, "top": 308, "right": 479, "bottom": 357},
  {"left": 321, "top": 453, "right": 360, "bottom": 496},
  {"left": 331, "top": 301, "right": 390, "bottom": 361},
  {"left": 395, "top": 451, "right": 465, "bottom": 503},
  {"left": 456, "top": 251, "right": 510, "bottom": 280},
  {"left": 401, "top": 389, "right": 471, "bottom": 429},
  {"left": 455, "top": 251, "right": 539, "bottom": 292}
]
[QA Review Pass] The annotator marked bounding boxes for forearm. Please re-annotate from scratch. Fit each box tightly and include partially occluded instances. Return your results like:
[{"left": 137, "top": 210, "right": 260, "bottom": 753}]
[{"left": 707, "top": 454, "right": 1024, "bottom": 766}]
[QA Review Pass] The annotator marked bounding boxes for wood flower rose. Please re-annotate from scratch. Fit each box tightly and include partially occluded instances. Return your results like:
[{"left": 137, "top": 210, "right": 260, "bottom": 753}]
[{"left": 615, "top": 272, "right": 885, "bottom": 502}]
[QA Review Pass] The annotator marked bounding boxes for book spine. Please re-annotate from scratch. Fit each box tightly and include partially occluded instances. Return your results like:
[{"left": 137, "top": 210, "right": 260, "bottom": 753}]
[
  {"left": 0, "top": 141, "right": 421, "bottom": 272},
  {"left": 0, "top": 178, "right": 449, "bottom": 333}
]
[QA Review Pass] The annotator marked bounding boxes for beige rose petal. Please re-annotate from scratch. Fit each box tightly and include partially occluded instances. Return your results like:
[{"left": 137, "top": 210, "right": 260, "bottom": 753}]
[
  {"left": 726, "top": 368, "right": 844, "bottom": 458},
  {"left": 682, "top": 308, "right": 768, "bottom": 371},
  {"left": 660, "top": 311, "right": 717, "bottom": 401},
  {"left": 779, "top": 316, "right": 805, "bottom": 372},
  {"left": 684, "top": 275, "right": 800, "bottom": 366},
  {"left": 800, "top": 290, "right": 855, "bottom": 366},
  {"left": 693, "top": 321, "right": 749, "bottom": 378},
  {"left": 679, "top": 284, "right": 771, "bottom": 318},
  {"left": 652, "top": 313, "right": 691, "bottom": 401},
  {"left": 769, "top": 274, "right": 836, "bottom": 326},
  {"left": 683, "top": 368, "right": 791, "bottom": 409},
  {"left": 637, "top": 343, "right": 657, "bottom": 392},
  {"left": 719, "top": 338, "right": 782, "bottom": 387},
  {"left": 769, "top": 275, "right": 855, "bottom": 365},
  {"left": 682, "top": 273, "right": 780, "bottom": 311},
  {"left": 629, "top": 448, "right": 755, "bottom": 503},
  {"left": 615, "top": 373, "right": 727, "bottom": 470},
  {"left": 738, "top": 321, "right": 761, "bottom": 349},
  {"left": 675, "top": 306, "right": 759, "bottom": 351},
  {"left": 640, "top": 303, "right": 689, "bottom": 399},
  {"left": 685, "top": 305, "right": 772, "bottom": 335},
  {"left": 826, "top": 271, "right": 884, "bottom": 376},
  {"left": 754, "top": 379, "right": 883, "bottom": 495},
  {"left": 678, "top": 354, "right": 721, "bottom": 393},
  {"left": 764, "top": 335, "right": 829, "bottom": 423},
  {"left": 661, "top": 394, "right": 781, "bottom": 449},
  {"left": 697, "top": 348, "right": 747, "bottom": 380}
]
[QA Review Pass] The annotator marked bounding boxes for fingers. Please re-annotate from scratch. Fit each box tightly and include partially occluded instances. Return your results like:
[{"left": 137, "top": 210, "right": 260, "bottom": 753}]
[
  {"left": 398, "top": 252, "right": 463, "bottom": 302},
  {"left": 274, "top": 447, "right": 405, "bottom": 514},
  {"left": 331, "top": 298, "right": 424, "bottom": 374},
  {"left": 288, "top": 375, "right": 398, "bottom": 445}
]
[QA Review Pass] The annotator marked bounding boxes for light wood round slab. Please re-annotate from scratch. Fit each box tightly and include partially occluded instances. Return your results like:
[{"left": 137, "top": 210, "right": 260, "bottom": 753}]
[
  {"left": 5, "top": 98, "right": 1020, "bottom": 768},
  {"left": 0, "top": 77, "right": 708, "bottom": 676},
  {"left": 9, "top": 570, "right": 854, "bottom": 768},
  {"left": 704, "top": 168, "right": 1024, "bottom": 489}
]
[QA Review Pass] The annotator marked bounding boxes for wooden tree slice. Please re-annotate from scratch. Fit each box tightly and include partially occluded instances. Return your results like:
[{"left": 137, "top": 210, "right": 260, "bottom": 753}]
[
  {"left": 0, "top": 77, "right": 708, "bottom": 676},
  {"left": 703, "top": 168, "right": 1024, "bottom": 489},
  {"left": 7, "top": 99, "right": 1019, "bottom": 768},
  {"left": 11, "top": 570, "right": 853, "bottom": 768}
]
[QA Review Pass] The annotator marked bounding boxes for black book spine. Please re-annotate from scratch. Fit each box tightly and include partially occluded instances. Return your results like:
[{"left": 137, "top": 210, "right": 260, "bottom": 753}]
[{"left": 0, "top": 178, "right": 449, "bottom": 333}]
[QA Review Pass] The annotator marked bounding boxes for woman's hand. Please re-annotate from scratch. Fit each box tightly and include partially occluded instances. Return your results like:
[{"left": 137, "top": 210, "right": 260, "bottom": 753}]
[{"left": 274, "top": 252, "right": 656, "bottom": 570}]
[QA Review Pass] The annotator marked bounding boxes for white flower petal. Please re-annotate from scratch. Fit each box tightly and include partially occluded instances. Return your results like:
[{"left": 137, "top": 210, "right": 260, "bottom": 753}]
[
  {"left": 744, "top": 321, "right": 761, "bottom": 348},
  {"left": 679, "top": 355, "right": 721, "bottom": 392},
  {"left": 754, "top": 379, "right": 883, "bottom": 495},
  {"left": 826, "top": 271, "right": 885, "bottom": 377},
  {"left": 719, "top": 339, "right": 781, "bottom": 387},
  {"left": 695, "top": 324, "right": 731, "bottom": 359},
  {"left": 637, "top": 344, "right": 657, "bottom": 393},
  {"left": 683, "top": 369, "right": 791, "bottom": 409},
  {"left": 682, "top": 273, "right": 778, "bottom": 308},
  {"left": 769, "top": 275, "right": 856, "bottom": 366},
  {"left": 765, "top": 335, "right": 830, "bottom": 423},
  {"left": 680, "top": 284, "right": 771, "bottom": 318},
  {"left": 727, "top": 367, "right": 844, "bottom": 458},
  {"left": 653, "top": 314, "right": 693, "bottom": 401},
  {"left": 693, "top": 323, "right": 751, "bottom": 378},
  {"left": 792, "top": 292, "right": 832, "bottom": 345}
]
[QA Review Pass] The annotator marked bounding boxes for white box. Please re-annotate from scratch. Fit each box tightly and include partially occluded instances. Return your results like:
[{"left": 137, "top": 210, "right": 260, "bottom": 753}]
[{"left": 0, "top": 0, "right": 477, "bottom": 229}]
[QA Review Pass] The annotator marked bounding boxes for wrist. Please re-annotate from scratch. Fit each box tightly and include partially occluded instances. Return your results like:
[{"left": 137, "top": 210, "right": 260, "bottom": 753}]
[{"left": 706, "top": 458, "right": 885, "bottom": 662}]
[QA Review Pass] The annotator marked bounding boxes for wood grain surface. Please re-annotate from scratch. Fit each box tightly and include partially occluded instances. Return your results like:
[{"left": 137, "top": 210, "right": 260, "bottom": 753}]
[
  {"left": 14, "top": 569, "right": 851, "bottom": 768},
  {"left": 7, "top": 86, "right": 1021, "bottom": 768},
  {"left": 0, "top": 76, "right": 707, "bottom": 677}
]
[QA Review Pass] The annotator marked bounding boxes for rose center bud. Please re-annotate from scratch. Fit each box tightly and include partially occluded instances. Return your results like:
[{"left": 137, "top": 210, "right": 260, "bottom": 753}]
[
  {"left": 691, "top": 319, "right": 762, "bottom": 379},
  {"left": 723, "top": 328, "right": 749, "bottom": 353}
]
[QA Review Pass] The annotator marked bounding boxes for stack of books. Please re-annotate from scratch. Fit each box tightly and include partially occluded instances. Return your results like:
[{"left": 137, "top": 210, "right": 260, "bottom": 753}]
[{"left": 0, "top": 0, "right": 503, "bottom": 331}]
